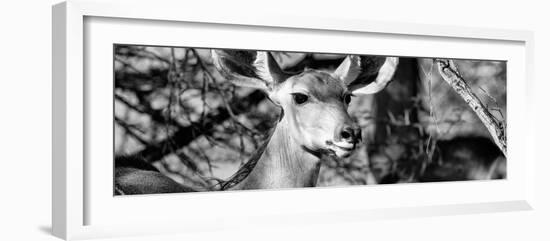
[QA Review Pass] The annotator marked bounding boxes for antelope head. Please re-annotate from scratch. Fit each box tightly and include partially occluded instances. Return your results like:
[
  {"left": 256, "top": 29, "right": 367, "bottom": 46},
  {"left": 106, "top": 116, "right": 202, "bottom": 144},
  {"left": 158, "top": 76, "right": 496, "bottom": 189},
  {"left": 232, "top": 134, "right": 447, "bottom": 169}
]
[{"left": 212, "top": 50, "right": 398, "bottom": 158}]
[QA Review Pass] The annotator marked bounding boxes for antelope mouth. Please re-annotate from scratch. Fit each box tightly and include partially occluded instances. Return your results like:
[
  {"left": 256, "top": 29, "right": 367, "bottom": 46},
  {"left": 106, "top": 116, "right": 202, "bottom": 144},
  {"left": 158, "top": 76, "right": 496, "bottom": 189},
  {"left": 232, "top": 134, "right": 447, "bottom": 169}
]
[{"left": 325, "top": 141, "right": 357, "bottom": 157}]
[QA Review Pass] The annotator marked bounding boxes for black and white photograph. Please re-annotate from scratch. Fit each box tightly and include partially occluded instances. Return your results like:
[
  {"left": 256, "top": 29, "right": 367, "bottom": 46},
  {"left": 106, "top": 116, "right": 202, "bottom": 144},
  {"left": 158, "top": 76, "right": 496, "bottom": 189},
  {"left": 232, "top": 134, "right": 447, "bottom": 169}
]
[
  {"left": 5, "top": 0, "right": 550, "bottom": 240},
  {"left": 113, "top": 45, "right": 507, "bottom": 195}
]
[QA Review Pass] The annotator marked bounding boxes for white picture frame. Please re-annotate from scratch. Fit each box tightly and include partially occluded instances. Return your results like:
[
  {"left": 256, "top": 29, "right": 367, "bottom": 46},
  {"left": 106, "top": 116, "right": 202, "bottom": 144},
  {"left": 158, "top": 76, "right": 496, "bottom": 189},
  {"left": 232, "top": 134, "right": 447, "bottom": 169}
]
[{"left": 52, "top": 0, "right": 535, "bottom": 240}]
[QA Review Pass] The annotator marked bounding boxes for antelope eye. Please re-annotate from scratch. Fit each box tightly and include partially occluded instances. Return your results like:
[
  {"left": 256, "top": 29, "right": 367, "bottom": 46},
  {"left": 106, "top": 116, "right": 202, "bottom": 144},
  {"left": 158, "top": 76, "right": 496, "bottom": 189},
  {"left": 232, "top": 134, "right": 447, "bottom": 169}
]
[
  {"left": 343, "top": 93, "right": 352, "bottom": 105},
  {"left": 291, "top": 93, "right": 309, "bottom": 105}
]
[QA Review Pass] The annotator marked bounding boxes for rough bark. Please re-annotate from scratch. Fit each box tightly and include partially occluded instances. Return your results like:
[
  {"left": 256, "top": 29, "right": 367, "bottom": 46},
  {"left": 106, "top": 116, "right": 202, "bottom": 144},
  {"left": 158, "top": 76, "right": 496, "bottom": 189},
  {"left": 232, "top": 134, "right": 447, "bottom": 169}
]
[{"left": 435, "top": 59, "right": 507, "bottom": 157}]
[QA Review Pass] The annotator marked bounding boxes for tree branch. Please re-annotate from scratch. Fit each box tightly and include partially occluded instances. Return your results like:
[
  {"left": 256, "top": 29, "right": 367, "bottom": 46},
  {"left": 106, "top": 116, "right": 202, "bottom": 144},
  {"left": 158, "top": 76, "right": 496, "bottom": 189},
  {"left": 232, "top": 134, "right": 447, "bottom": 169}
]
[
  {"left": 435, "top": 59, "right": 507, "bottom": 157},
  {"left": 132, "top": 89, "right": 267, "bottom": 163}
]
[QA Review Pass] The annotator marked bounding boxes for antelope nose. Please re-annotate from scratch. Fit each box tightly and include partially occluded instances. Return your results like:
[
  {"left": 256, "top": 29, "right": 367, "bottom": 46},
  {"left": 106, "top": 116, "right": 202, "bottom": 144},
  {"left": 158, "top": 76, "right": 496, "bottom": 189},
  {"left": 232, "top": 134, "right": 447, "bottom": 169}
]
[{"left": 339, "top": 126, "right": 361, "bottom": 143}]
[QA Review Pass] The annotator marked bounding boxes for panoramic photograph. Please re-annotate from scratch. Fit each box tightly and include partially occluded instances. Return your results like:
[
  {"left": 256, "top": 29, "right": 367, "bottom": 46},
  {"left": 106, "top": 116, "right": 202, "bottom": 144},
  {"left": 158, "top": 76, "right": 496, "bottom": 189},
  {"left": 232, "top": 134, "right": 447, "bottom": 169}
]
[{"left": 113, "top": 45, "right": 507, "bottom": 195}]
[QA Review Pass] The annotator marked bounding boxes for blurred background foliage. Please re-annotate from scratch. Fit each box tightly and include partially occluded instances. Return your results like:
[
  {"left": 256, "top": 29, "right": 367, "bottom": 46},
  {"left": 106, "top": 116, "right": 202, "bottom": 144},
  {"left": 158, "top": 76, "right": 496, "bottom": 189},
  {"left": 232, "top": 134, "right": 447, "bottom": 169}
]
[{"left": 114, "top": 45, "right": 506, "bottom": 191}]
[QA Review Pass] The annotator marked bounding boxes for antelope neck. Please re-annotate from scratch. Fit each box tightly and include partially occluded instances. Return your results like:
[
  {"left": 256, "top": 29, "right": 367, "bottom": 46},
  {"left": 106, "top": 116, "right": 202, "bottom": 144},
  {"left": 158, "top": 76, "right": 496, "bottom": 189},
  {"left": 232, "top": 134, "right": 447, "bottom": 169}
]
[{"left": 234, "top": 119, "right": 321, "bottom": 190}]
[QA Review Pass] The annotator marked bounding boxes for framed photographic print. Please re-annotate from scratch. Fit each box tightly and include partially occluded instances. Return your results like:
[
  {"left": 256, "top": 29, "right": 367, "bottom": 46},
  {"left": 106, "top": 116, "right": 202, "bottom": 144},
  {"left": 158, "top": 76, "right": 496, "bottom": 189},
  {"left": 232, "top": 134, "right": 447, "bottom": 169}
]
[{"left": 52, "top": 0, "right": 535, "bottom": 240}]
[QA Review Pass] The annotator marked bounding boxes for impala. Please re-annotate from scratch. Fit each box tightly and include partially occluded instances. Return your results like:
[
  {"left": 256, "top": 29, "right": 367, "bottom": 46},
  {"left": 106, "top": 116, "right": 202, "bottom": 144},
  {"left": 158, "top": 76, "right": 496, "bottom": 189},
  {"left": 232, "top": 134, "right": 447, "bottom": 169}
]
[{"left": 115, "top": 50, "right": 398, "bottom": 194}]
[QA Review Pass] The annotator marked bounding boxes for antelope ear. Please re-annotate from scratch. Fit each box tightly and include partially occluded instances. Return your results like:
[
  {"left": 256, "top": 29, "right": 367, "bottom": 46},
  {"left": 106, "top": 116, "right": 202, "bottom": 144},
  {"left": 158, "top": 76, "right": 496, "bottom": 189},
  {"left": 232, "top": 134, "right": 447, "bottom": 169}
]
[
  {"left": 333, "top": 55, "right": 399, "bottom": 95},
  {"left": 211, "top": 50, "right": 289, "bottom": 91},
  {"left": 351, "top": 57, "right": 399, "bottom": 95},
  {"left": 332, "top": 55, "right": 362, "bottom": 85},
  {"left": 254, "top": 51, "right": 289, "bottom": 87}
]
